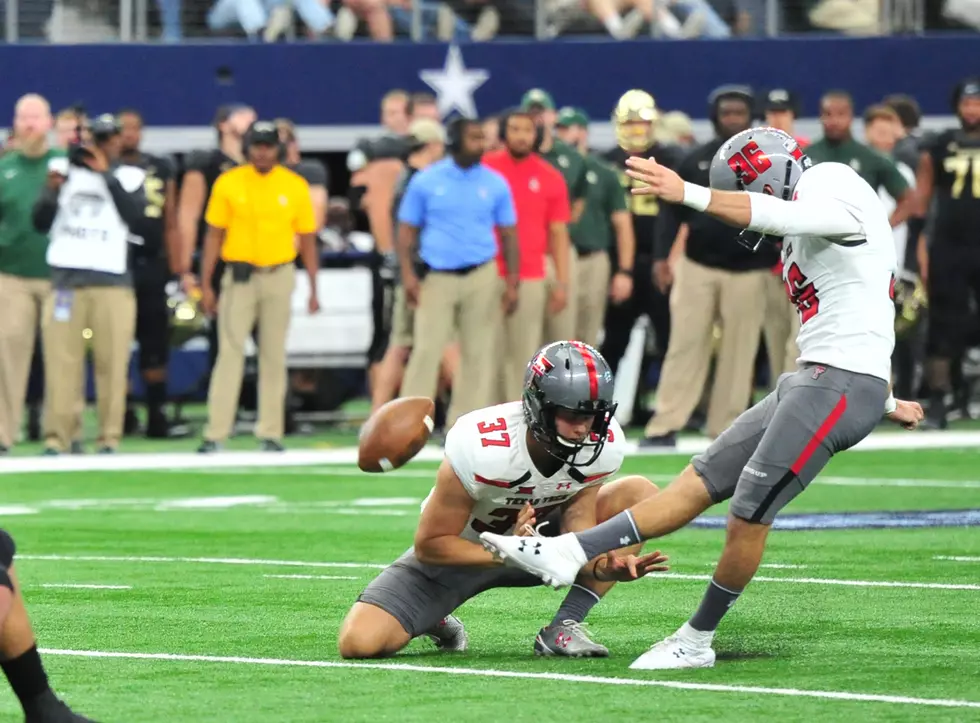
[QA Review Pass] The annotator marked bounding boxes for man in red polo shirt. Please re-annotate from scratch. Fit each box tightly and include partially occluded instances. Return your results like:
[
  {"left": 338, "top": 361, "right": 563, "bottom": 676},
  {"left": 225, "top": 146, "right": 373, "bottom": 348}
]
[{"left": 484, "top": 111, "right": 571, "bottom": 400}]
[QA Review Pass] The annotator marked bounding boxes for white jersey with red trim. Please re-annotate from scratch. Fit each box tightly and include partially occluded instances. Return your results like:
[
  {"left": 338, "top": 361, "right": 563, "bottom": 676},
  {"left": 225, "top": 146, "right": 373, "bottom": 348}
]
[
  {"left": 430, "top": 401, "right": 625, "bottom": 543},
  {"left": 748, "top": 162, "right": 897, "bottom": 383}
]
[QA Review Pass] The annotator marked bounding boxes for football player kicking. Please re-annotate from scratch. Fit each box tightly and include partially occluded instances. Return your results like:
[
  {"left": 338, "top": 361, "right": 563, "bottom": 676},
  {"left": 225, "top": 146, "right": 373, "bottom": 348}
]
[
  {"left": 338, "top": 341, "right": 668, "bottom": 659},
  {"left": 480, "top": 127, "right": 925, "bottom": 671},
  {"left": 0, "top": 530, "right": 98, "bottom": 722}
]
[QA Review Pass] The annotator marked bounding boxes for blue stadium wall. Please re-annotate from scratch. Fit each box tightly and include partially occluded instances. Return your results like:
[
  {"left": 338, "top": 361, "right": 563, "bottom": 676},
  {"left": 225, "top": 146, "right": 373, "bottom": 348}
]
[{"left": 1, "top": 35, "right": 976, "bottom": 141}]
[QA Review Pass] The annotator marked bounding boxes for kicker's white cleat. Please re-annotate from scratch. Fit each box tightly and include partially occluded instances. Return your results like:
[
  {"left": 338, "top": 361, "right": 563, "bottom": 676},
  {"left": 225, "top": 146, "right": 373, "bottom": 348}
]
[
  {"left": 628, "top": 629, "right": 717, "bottom": 671},
  {"left": 479, "top": 531, "right": 589, "bottom": 589}
]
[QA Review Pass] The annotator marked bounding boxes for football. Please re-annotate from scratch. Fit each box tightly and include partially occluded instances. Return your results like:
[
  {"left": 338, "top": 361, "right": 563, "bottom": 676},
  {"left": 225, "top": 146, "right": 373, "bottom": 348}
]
[{"left": 358, "top": 396, "right": 436, "bottom": 473}]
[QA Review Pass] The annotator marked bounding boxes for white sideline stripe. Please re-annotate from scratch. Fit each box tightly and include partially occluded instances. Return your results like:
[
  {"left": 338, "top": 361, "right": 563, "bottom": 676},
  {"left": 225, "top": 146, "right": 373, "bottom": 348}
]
[
  {"left": 18, "top": 554, "right": 389, "bottom": 570},
  {"left": 40, "top": 584, "right": 131, "bottom": 590},
  {"left": 706, "top": 563, "right": 807, "bottom": 570},
  {"left": 19, "top": 555, "right": 980, "bottom": 590},
  {"left": 35, "top": 648, "right": 980, "bottom": 710},
  {"left": 263, "top": 574, "right": 359, "bottom": 581},
  {"left": 935, "top": 556, "right": 980, "bottom": 562},
  {"left": 0, "top": 429, "right": 979, "bottom": 475},
  {"left": 656, "top": 573, "right": 980, "bottom": 591}
]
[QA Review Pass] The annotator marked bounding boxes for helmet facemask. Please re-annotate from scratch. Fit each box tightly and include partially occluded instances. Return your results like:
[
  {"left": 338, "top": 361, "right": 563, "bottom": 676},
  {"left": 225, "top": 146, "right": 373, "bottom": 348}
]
[{"left": 523, "top": 387, "right": 617, "bottom": 468}]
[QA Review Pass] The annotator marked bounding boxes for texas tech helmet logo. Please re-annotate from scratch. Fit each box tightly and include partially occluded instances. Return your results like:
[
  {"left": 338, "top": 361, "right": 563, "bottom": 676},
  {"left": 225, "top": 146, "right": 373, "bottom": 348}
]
[{"left": 529, "top": 353, "right": 555, "bottom": 378}]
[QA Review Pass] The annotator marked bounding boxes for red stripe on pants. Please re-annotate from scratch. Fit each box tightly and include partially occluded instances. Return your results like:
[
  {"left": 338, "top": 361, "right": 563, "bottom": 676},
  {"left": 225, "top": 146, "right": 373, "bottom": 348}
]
[{"left": 790, "top": 395, "right": 847, "bottom": 476}]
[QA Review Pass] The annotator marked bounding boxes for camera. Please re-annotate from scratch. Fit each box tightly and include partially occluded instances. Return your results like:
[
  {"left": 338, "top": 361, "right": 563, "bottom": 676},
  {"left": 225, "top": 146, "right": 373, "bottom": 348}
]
[
  {"left": 69, "top": 113, "right": 121, "bottom": 168},
  {"left": 346, "top": 134, "right": 416, "bottom": 172}
]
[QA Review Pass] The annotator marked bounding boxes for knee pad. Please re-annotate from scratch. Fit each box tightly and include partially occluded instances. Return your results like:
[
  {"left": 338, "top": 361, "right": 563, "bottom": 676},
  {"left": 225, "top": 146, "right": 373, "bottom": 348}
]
[{"left": 0, "top": 529, "right": 15, "bottom": 569}]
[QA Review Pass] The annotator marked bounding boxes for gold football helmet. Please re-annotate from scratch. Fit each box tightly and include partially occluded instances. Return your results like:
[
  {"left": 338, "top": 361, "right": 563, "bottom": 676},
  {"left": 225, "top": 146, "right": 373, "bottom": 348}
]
[
  {"left": 613, "top": 90, "right": 660, "bottom": 153},
  {"left": 168, "top": 285, "right": 209, "bottom": 347},
  {"left": 893, "top": 274, "right": 927, "bottom": 340}
]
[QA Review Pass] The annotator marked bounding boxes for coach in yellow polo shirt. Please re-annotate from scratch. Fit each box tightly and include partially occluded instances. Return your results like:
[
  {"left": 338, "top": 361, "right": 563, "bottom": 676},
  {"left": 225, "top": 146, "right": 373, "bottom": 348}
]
[{"left": 198, "top": 120, "right": 320, "bottom": 453}]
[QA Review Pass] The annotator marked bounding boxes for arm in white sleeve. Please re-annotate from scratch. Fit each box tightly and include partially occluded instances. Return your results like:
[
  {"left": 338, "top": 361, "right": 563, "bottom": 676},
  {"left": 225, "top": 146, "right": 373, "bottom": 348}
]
[{"left": 747, "top": 193, "right": 864, "bottom": 240}]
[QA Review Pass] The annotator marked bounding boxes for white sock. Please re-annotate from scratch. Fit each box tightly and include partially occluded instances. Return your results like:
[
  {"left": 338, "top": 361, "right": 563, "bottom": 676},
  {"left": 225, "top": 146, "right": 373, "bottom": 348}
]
[{"left": 678, "top": 621, "right": 715, "bottom": 646}]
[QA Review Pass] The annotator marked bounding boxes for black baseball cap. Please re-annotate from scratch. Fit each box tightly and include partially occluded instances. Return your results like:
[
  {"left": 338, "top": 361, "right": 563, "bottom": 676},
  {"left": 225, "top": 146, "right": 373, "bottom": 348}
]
[
  {"left": 765, "top": 89, "right": 797, "bottom": 113},
  {"left": 247, "top": 121, "right": 279, "bottom": 145}
]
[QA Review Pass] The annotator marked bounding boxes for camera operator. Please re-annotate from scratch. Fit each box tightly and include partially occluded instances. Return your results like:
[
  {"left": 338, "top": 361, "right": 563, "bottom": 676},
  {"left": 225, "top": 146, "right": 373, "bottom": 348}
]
[
  {"left": 32, "top": 114, "right": 149, "bottom": 455},
  {"left": 117, "top": 108, "right": 185, "bottom": 439}
]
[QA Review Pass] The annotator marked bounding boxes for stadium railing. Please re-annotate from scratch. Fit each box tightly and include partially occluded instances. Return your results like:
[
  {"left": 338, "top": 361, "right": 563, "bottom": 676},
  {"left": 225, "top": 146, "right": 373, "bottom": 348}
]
[{"left": 0, "top": 0, "right": 942, "bottom": 43}]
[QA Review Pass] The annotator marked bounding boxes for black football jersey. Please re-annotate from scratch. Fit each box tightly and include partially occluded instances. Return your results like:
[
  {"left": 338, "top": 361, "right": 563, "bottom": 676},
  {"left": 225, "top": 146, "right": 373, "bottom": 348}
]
[
  {"left": 184, "top": 149, "right": 240, "bottom": 249},
  {"left": 929, "top": 128, "right": 980, "bottom": 245},
  {"left": 603, "top": 143, "right": 684, "bottom": 257},
  {"left": 125, "top": 151, "right": 175, "bottom": 259}
]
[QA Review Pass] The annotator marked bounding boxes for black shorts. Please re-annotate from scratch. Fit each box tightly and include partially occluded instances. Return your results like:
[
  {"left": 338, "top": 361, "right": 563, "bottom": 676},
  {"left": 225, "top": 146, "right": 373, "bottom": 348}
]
[
  {"left": 133, "top": 258, "right": 172, "bottom": 370},
  {"left": 367, "top": 255, "right": 395, "bottom": 364},
  {"left": 926, "top": 244, "right": 980, "bottom": 357}
]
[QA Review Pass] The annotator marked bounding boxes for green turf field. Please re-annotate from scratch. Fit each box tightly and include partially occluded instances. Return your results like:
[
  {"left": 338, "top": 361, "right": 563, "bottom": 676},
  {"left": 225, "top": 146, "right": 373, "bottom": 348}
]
[{"left": 2, "top": 444, "right": 980, "bottom": 722}]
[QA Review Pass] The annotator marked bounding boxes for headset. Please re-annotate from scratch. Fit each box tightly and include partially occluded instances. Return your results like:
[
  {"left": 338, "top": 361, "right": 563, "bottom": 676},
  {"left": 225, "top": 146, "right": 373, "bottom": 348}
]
[
  {"left": 242, "top": 120, "right": 288, "bottom": 163},
  {"left": 708, "top": 84, "right": 755, "bottom": 126},
  {"left": 497, "top": 108, "right": 545, "bottom": 151}
]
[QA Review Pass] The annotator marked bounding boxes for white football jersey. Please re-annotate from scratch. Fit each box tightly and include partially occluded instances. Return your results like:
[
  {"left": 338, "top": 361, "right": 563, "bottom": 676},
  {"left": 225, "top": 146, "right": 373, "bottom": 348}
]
[
  {"left": 778, "top": 162, "right": 897, "bottom": 382},
  {"left": 429, "top": 402, "right": 625, "bottom": 543}
]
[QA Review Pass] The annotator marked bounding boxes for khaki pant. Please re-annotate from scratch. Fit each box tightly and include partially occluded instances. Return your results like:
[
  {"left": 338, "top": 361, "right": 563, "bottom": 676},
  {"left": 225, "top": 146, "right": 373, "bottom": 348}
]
[
  {"left": 401, "top": 262, "right": 501, "bottom": 426},
  {"left": 762, "top": 272, "right": 801, "bottom": 388},
  {"left": 389, "top": 285, "right": 415, "bottom": 349},
  {"left": 573, "top": 251, "right": 611, "bottom": 347},
  {"left": 205, "top": 264, "right": 295, "bottom": 443},
  {"left": 644, "top": 257, "right": 768, "bottom": 439},
  {"left": 499, "top": 279, "right": 548, "bottom": 401},
  {"left": 0, "top": 274, "right": 51, "bottom": 448},
  {"left": 42, "top": 285, "right": 136, "bottom": 451},
  {"left": 542, "top": 251, "right": 576, "bottom": 344}
]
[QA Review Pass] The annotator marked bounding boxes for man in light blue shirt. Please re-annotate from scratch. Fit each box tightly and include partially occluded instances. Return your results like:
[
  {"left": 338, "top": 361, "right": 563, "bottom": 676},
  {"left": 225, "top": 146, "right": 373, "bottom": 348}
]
[{"left": 397, "top": 117, "right": 519, "bottom": 426}]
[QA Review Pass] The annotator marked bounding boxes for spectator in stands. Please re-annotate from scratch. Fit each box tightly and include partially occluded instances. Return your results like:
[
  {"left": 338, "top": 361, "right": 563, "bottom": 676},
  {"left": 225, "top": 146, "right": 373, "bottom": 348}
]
[
  {"left": 33, "top": 114, "right": 149, "bottom": 455},
  {"left": 484, "top": 110, "right": 571, "bottom": 400},
  {"left": 381, "top": 90, "right": 411, "bottom": 135},
  {"left": 643, "top": 85, "right": 774, "bottom": 446},
  {"left": 482, "top": 115, "right": 503, "bottom": 153},
  {"left": 197, "top": 121, "right": 319, "bottom": 453},
  {"left": 54, "top": 108, "right": 85, "bottom": 149},
  {"left": 409, "top": 92, "right": 440, "bottom": 122},
  {"left": 555, "top": 107, "right": 635, "bottom": 347},
  {"left": 883, "top": 93, "right": 927, "bottom": 172},
  {"left": 262, "top": 0, "right": 335, "bottom": 41},
  {"left": 333, "top": 0, "right": 394, "bottom": 40},
  {"left": 656, "top": 111, "right": 696, "bottom": 149},
  {"left": 396, "top": 117, "right": 518, "bottom": 426},
  {"left": 371, "top": 119, "right": 451, "bottom": 412},
  {"left": 0, "top": 95, "right": 64, "bottom": 456},
  {"left": 762, "top": 88, "right": 809, "bottom": 148},
  {"left": 808, "top": 90, "right": 914, "bottom": 228},
  {"left": 276, "top": 118, "right": 329, "bottom": 230}
]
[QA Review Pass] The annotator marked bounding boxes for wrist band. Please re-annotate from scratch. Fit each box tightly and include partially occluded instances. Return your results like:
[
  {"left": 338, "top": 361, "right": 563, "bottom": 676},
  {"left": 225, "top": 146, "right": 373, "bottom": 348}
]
[
  {"left": 884, "top": 394, "right": 897, "bottom": 415},
  {"left": 682, "top": 182, "right": 711, "bottom": 212}
]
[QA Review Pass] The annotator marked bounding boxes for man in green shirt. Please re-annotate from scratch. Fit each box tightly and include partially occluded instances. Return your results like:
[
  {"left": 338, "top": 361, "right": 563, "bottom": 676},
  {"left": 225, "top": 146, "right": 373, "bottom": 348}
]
[
  {"left": 519, "top": 88, "right": 587, "bottom": 343},
  {"left": 0, "top": 94, "right": 66, "bottom": 454},
  {"left": 807, "top": 90, "right": 915, "bottom": 228},
  {"left": 555, "top": 107, "right": 635, "bottom": 347}
]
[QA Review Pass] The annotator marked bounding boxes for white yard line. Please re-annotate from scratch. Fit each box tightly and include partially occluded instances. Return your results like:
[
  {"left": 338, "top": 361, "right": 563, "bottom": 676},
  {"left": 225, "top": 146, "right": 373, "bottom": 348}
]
[
  {"left": 39, "top": 584, "right": 131, "bottom": 590},
  {"left": 934, "top": 556, "right": 980, "bottom": 562},
  {"left": 18, "top": 555, "right": 979, "bottom": 591},
  {"left": 263, "top": 574, "right": 359, "bottom": 581},
  {"left": 0, "top": 429, "right": 978, "bottom": 475},
  {"left": 35, "top": 648, "right": 980, "bottom": 710}
]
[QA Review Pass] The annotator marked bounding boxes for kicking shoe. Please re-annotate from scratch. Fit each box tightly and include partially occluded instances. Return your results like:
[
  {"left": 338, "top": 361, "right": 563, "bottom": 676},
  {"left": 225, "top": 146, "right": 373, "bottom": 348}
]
[
  {"left": 424, "top": 614, "right": 468, "bottom": 652},
  {"left": 24, "top": 689, "right": 98, "bottom": 722},
  {"left": 479, "top": 531, "right": 587, "bottom": 589},
  {"left": 628, "top": 626, "right": 716, "bottom": 670},
  {"left": 534, "top": 620, "right": 609, "bottom": 658}
]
